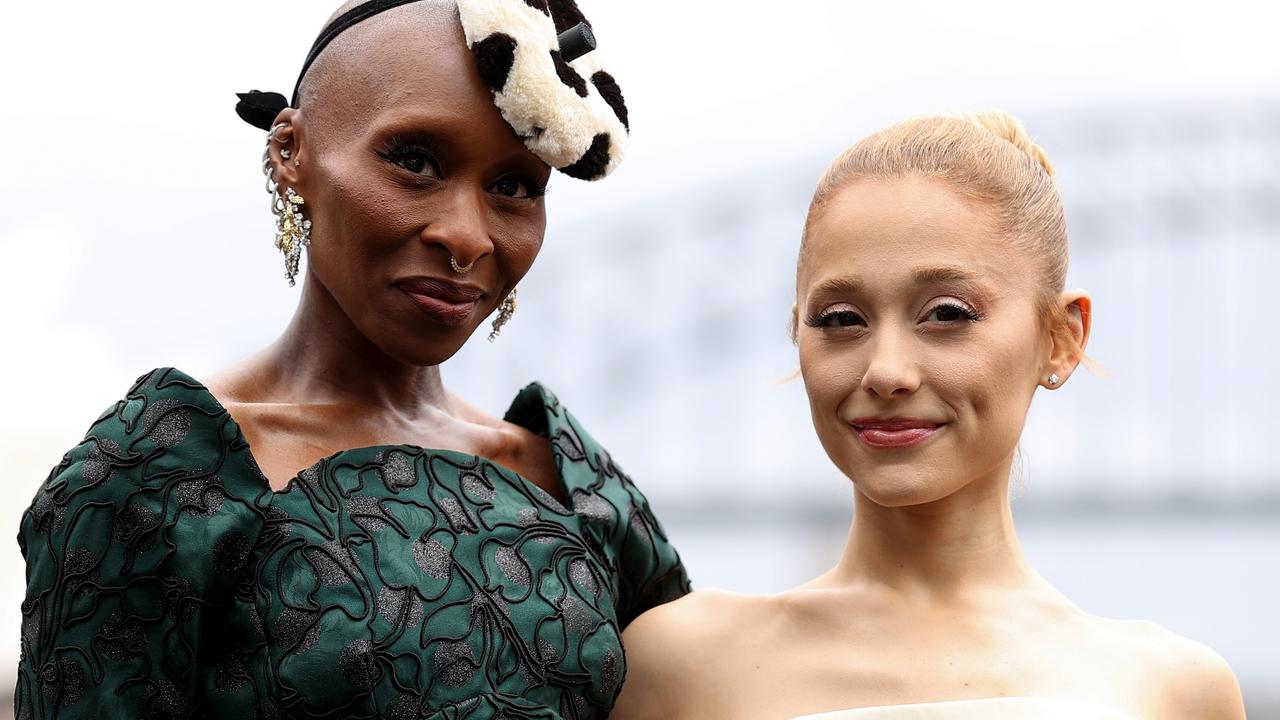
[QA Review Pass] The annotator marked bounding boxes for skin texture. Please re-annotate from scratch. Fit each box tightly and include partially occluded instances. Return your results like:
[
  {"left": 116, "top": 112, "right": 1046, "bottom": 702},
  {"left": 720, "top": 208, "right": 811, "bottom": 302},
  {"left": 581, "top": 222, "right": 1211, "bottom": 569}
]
[
  {"left": 206, "top": 1, "right": 561, "bottom": 498},
  {"left": 611, "top": 176, "right": 1246, "bottom": 720}
]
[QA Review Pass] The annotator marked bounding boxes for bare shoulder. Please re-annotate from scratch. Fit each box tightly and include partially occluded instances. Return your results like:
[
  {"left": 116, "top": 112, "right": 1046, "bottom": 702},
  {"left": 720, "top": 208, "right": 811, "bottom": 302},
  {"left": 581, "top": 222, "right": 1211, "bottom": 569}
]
[
  {"left": 449, "top": 392, "right": 546, "bottom": 457},
  {"left": 612, "top": 590, "right": 779, "bottom": 720},
  {"left": 448, "top": 391, "right": 504, "bottom": 428},
  {"left": 625, "top": 588, "right": 771, "bottom": 646},
  {"left": 201, "top": 366, "right": 253, "bottom": 404},
  {"left": 1084, "top": 615, "right": 1245, "bottom": 719},
  {"left": 621, "top": 589, "right": 774, "bottom": 673}
]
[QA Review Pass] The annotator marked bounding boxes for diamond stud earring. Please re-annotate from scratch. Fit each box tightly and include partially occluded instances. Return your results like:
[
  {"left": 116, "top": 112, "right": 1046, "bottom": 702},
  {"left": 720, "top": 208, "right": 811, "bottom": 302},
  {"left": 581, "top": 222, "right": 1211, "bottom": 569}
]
[{"left": 1047, "top": 373, "right": 1060, "bottom": 386}]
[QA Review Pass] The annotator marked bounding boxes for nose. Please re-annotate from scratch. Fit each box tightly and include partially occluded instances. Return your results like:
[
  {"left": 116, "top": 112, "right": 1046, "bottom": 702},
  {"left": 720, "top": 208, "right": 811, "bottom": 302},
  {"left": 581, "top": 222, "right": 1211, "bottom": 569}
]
[
  {"left": 859, "top": 327, "right": 921, "bottom": 399},
  {"left": 419, "top": 185, "right": 494, "bottom": 269}
]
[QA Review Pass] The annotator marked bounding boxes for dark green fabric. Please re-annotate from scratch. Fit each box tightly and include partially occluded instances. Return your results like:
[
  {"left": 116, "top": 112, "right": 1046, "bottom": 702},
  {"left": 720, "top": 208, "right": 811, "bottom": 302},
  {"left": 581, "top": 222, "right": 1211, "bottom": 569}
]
[{"left": 17, "top": 368, "right": 689, "bottom": 719}]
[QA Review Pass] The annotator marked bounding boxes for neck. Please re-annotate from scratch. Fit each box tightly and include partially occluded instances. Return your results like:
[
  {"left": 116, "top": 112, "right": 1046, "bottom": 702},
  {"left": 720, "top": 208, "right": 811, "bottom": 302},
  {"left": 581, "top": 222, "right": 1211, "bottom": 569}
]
[
  {"left": 829, "top": 455, "right": 1040, "bottom": 598},
  {"left": 256, "top": 274, "right": 451, "bottom": 419}
]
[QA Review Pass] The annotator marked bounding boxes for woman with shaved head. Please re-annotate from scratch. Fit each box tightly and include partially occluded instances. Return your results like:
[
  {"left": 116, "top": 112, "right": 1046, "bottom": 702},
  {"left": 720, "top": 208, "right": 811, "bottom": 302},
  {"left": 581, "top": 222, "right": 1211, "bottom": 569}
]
[{"left": 16, "top": 1, "right": 685, "bottom": 718}]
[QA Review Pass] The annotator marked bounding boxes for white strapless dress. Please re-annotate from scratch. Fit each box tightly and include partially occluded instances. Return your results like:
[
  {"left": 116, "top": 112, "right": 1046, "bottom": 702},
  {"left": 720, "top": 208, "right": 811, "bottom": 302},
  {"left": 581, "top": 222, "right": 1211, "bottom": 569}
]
[{"left": 790, "top": 697, "right": 1139, "bottom": 719}]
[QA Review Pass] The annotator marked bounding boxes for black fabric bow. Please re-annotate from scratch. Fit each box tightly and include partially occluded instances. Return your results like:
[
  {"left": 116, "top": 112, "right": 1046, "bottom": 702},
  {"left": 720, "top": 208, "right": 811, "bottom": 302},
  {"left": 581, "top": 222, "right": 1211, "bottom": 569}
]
[
  {"left": 235, "top": 91, "right": 290, "bottom": 132},
  {"left": 235, "top": 0, "right": 423, "bottom": 132}
]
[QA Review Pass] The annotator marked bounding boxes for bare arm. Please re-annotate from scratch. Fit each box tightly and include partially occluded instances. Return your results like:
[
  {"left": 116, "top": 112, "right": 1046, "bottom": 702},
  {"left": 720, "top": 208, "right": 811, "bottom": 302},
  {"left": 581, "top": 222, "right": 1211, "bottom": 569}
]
[
  {"left": 612, "top": 604, "right": 684, "bottom": 719},
  {"left": 613, "top": 592, "right": 733, "bottom": 720}
]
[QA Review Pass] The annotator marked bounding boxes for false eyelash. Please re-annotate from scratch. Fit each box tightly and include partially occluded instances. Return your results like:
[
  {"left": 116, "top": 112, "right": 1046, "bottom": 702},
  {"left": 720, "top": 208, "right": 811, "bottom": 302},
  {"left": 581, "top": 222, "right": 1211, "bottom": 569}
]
[
  {"left": 379, "top": 133, "right": 441, "bottom": 156},
  {"left": 927, "top": 301, "right": 984, "bottom": 322},
  {"left": 375, "top": 134, "right": 443, "bottom": 173},
  {"left": 804, "top": 309, "right": 864, "bottom": 328},
  {"left": 490, "top": 175, "right": 549, "bottom": 199}
]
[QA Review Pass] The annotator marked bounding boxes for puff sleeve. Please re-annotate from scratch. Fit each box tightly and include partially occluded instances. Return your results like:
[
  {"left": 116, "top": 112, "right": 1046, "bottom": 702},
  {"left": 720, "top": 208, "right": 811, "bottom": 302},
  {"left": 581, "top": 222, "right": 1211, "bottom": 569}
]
[
  {"left": 504, "top": 383, "right": 691, "bottom": 631},
  {"left": 15, "top": 369, "right": 269, "bottom": 719}
]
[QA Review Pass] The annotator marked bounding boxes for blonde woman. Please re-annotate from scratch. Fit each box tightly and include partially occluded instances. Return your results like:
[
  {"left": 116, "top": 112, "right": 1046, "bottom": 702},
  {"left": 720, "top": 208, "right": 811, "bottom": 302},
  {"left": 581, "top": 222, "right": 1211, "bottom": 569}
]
[{"left": 611, "top": 113, "right": 1246, "bottom": 720}]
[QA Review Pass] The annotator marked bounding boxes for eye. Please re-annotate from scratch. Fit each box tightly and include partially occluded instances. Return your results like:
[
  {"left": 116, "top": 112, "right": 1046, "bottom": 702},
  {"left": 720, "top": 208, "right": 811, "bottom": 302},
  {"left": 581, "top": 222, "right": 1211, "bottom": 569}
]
[
  {"left": 388, "top": 149, "right": 440, "bottom": 177},
  {"left": 921, "top": 301, "right": 981, "bottom": 324},
  {"left": 377, "top": 140, "right": 442, "bottom": 179},
  {"left": 805, "top": 307, "right": 867, "bottom": 330},
  {"left": 488, "top": 175, "right": 546, "bottom": 199}
]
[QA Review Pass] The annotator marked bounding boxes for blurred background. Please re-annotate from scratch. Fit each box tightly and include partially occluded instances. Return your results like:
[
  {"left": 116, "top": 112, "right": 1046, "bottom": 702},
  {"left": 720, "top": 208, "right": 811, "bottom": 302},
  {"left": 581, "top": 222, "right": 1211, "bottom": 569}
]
[{"left": 2, "top": 0, "right": 1277, "bottom": 716}]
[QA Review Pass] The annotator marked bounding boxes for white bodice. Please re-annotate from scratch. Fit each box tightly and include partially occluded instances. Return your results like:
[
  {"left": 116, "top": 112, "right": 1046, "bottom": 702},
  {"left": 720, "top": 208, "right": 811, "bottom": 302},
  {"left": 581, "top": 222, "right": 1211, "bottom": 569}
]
[{"left": 789, "top": 696, "right": 1138, "bottom": 719}]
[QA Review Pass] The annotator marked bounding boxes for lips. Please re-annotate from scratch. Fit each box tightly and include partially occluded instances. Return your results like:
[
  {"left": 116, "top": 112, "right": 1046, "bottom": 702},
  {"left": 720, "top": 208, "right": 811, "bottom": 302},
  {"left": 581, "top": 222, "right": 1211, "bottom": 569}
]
[
  {"left": 397, "top": 278, "right": 484, "bottom": 326},
  {"left": 849, "top": 417, "right": 945, "bottom": 449}
]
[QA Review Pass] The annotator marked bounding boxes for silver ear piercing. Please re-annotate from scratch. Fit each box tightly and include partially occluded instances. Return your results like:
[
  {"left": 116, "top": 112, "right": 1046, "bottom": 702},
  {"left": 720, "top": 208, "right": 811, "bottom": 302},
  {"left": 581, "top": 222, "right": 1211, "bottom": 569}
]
[
  {"left": 450, "top": 256, "right": 475, "bottom": 275},
  {"left": 263, "top": 124, "right": 311, "bottom": 286},
  {"left": 1047, "top": 373, "right": 1060, "bottom": 386}
]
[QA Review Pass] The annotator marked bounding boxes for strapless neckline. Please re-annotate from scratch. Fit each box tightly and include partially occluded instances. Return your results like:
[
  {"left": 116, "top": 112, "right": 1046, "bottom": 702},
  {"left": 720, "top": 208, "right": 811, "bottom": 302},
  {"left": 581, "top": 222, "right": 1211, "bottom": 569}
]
[{"left": 789, "top": 696, "right": 1139, "bottom": 719}]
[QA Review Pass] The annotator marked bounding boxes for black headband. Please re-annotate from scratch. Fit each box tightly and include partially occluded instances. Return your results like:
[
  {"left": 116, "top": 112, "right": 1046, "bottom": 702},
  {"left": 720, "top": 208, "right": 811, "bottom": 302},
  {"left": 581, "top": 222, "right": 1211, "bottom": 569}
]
[
  {"left": 236, "top": 0, "right": 425, "bottom": 131},
  {"left": 235, "top": 0, "right": 596, "bottom": 132}
]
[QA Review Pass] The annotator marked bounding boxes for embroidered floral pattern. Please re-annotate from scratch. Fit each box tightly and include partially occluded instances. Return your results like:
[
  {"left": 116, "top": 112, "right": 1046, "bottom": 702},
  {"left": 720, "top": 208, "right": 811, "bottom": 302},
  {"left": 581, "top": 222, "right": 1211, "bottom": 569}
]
[{"left": 17, "top": 368, "right": 688, "bottom": 719}]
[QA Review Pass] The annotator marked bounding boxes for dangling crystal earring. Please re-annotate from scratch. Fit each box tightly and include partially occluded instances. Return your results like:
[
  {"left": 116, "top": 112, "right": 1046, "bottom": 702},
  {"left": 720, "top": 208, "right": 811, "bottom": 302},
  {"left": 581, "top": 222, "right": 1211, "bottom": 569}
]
[
  {"left": 275, "top": 188, "right": 311, "bottom": 286},
  {"left": 262, "top": 124, "right": 311, "bottom": 286},
  {"left": 489, "top": 288, "right": 518, "bottom": 341}
]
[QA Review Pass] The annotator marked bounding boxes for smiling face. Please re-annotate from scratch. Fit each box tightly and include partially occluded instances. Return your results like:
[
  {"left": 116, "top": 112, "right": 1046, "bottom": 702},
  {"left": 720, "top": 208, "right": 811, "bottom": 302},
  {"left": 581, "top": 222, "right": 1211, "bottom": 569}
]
[
  {"left": 270, "top": 2, "right": 552, "bottom": 366},
  {"left": 796, "top": 174, "right": 1054, "bottom": 507}
]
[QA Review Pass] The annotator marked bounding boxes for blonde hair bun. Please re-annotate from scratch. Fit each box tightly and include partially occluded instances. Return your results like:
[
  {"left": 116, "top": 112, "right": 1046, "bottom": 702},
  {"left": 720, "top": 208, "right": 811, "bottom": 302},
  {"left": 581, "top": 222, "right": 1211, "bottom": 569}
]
[
  {"left": 953, "top": 110, "right": 1055, "bottom": 177},
  {"left": 803, "top": 109, "right": 1069, "bottom": 297}
]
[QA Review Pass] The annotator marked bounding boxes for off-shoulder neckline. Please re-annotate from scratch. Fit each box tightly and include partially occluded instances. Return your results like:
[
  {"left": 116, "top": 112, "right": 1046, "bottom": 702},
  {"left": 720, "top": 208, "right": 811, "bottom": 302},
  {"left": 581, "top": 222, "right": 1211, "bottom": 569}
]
[
  {"left": 147, "top": 367, "right": 580, "bottom": 511},
  {"left": 789, "top": 696, "right": 1139, "bottom": 719}
]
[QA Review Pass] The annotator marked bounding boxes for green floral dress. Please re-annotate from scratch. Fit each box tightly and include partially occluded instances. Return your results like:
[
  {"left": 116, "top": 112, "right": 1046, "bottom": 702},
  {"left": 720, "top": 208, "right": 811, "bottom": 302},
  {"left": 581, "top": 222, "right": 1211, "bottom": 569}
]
[{"left": 17, "top": 368, "right": 689, "bottom": 719}]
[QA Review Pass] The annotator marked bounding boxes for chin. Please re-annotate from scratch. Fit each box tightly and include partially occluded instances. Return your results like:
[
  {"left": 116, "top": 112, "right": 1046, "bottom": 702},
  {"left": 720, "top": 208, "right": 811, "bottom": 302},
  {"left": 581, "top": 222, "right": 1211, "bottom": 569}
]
[
  {"left": 375, "top": 326, "right": 476, "bottom": 367},
  {"left": 839, "top": 457, "right": 969, "bottom": 509},
  {"left": 853, "top": 481, "right": 958, "bottom": 508}
]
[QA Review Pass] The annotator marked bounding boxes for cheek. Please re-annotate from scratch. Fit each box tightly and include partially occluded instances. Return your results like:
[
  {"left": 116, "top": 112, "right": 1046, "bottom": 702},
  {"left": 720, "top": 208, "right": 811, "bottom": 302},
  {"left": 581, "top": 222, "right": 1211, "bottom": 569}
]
[
  {"left": 323, "top": 171, "right": 409, "bottom": 253},
  {"left": 799, "top": 337, "right": 860, "bottom": 405},
  {"left": 798, "top": 336, "right": 865, "bottom": 449},
  {"left": 304, "top": 163, "right": 406, "bottom": 282},
  {"left": 941, "top": 326, "right": 1041, "bottom": 449},
  {"left": 493, "top": 210, "right": 546, "bottom": 277}
]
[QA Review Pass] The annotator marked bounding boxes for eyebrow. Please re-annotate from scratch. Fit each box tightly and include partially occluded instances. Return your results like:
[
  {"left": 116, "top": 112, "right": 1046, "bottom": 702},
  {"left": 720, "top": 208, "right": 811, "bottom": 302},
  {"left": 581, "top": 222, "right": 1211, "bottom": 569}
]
[
  {"left": 912, "top": 266, "right": 983, "bottom": 285},
  {"left": 808, "top": 266, "right": 988, "bottom": 298}
]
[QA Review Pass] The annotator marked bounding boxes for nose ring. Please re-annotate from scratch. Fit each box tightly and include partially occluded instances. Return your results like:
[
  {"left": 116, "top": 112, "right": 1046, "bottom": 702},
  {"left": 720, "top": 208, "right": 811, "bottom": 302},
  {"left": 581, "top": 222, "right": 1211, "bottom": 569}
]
[{"left": 450, "top": 256, "right": 475, "bottom": 275}]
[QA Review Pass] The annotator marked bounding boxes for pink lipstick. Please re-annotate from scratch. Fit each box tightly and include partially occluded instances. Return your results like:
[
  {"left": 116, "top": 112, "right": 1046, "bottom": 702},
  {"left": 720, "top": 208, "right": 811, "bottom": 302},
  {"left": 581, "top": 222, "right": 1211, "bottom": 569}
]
[{"left": 850, "top": 418, "right": 944, "bottom": 449}]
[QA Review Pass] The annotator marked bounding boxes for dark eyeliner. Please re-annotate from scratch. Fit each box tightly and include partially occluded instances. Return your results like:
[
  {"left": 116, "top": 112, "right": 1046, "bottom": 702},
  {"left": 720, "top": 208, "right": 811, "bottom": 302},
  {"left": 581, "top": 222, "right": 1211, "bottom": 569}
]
[
  {"left": 375, "top": 134, "right": 443, "bottom": 177},
  {"left": 805, "top": 309, "right": 864, "bottom": 328},
  {"left": 489, "top": 174, "right": 548, "bottom": 199},
  {"left": 927, "top": 301, "right": 984, "bottom": 322}
]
